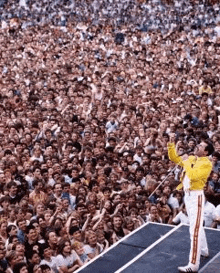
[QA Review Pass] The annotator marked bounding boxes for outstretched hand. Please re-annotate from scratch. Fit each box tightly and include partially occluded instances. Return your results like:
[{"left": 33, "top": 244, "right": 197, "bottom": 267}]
[{"left": 169, "top": 133, "right": 176, "bottom": 143}]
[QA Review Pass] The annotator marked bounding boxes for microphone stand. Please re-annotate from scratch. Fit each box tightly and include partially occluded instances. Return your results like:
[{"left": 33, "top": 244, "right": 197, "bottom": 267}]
[{"left": 149, "top": 165, "right": 178, "bottom": 198}]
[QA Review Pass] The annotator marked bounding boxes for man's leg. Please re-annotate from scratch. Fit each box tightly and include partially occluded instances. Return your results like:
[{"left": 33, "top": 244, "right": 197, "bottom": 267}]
[
  {"left": 179, "top": 192, "right": 205, "bottom": 272},
  {"left": 200, "top": 226, "right": 209, "bottom": 257}
]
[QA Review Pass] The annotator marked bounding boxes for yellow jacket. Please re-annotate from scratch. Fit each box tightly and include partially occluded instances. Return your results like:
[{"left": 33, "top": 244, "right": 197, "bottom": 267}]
[{"left": 167, "top": 142, "right": 212, "bottom": 191}]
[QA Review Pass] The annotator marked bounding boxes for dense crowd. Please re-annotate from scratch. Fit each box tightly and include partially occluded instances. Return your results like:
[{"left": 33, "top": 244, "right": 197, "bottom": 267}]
[{"left": 1, "top": 0, "right": 220, "bottom": 272}]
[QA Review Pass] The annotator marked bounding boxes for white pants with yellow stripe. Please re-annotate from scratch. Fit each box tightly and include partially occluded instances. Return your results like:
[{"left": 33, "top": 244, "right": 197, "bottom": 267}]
[{"left": 184, "top": 190, "right": 208, "bottom": 268}]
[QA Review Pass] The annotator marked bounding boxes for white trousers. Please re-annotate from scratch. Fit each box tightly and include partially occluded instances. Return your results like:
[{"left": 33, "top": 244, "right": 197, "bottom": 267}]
[{"left": 184, "top": 190, "right": 208, "bottom": 268}]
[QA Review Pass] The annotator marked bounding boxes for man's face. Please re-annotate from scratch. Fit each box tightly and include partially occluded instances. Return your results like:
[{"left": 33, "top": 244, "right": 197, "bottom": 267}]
[
  {"left": 67, "top": 163, "right": 73, "bottom": 170},
  {"left": 194, "top": 142, "right": 208, "bottom": 157},
  {"left": 27, "top": 228, "right": 38, "bottom": 242},
  {"left": 43, "top": 248, "right": 52, "bottom": 259},
  {"left": 88, "top": 204, "right": 96, "bottom": 213},
  {"left": 88, "top": 233, "right": 97, "bottom": 245},
  {"left": 112, "top": 195, "right": 121, "bottom": 205},
  {"left": 72, "top": 231, "right": 82, "bottom": 241},
  {"left": 77, "top": 206, "right": 86, "bottom": 215},
  {"left": 36, "top": 182, "right": 43, "bottom": 191},
  {"left": 48, "top": 232, "right": 58, "bottom": 245},
  {"left": 34, "top": 169, "right": 41, "bottom": 178},
  {"left": 85, "top": 149, "right": 92, "bottom": 158},
  {"left": 71, "top": 169, "right": 79, "bottom": 178},
  {"left": 163, "top": 186, "right": 171, "bottom": 196},
  {"left": 212, "top": 156, "right": 218, "bottom": 163},
  {"left": 54, "top": 184, "right": 62, "bottom": 195},
  {"left": 62, "top": 199, "right": 69, "bottom": 209},
  {"left": 15, "top": 243, "right": 25, "bottom": 255},
  {"left": 9, "top": 185, "right": 17, "bottom": 196},
  {"left": 136, "top": 170, "right": 144, "bottom": 179},
  {"left": 113, "top": 217, "right": 122, "bottom": 228},
  {"left": 150, "top": 206, "right": 158, "bottom": 215},
  {"left": 212, "top": 173, "right": 218, "bottom": 181},
  {"left": 188, "top": 141, "right": 195, "bottom": 148}
]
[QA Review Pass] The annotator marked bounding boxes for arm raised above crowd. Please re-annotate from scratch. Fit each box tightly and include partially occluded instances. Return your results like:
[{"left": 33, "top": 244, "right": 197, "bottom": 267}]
[{"left": 167, "top": 134, "right": 184, "bottom": 167}]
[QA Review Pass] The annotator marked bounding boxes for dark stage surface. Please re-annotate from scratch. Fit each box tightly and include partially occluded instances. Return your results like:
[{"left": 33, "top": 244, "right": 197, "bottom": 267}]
[{"left": 76, "top": 223, "right": 220, "bottom": 273}]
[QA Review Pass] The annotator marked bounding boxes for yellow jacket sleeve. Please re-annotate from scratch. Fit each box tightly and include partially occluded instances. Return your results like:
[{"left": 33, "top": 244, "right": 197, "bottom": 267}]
[{"left": 167, "top": 142, "right": 183, "bottom": 167}]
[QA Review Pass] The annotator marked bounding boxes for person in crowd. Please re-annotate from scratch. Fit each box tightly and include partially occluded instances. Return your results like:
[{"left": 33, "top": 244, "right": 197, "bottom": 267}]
[
  {"left": 40, "top": 245, "right": 57, "bottom": 273},
  {"left": 146, "top": 204, "right": 162, "bottom": 223},
  {"left": 72, "top": 242, "right": 89, "bottom": 265},
  {"left": 12, "top": 262, "right": 28, "bottom": 273},
  {"left": 83, "top": 230, "right": 103, "bottom": 260},
  {"left": 55, "top": 239, "right": 82, "bottom": 272},
  {"left": 111, "top": 214, "right": 126, "bottom": 243},
  {"left": 172, "top": 204, "right": 189, "bottom": 225}
]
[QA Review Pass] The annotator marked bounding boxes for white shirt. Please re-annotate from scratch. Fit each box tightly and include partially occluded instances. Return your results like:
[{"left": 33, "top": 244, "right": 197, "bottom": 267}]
[
  {"left": 168, "top": 194, "right": 179, "bottom": 209},
  {"left": 133, "top": 154, "right": 142, "bottom": 165},
  {"left": 139, "top": 177, "right": 146, "bottom": 187},
  {"left": 83, "top": 243, "right": 103, "bottom": 255},
  {"left": 55, "top": 252, "right": 79, "bottom": 269},
  {"left": 146, "top": 214, "right": 162, "bottom": 223},
  {"left": 40, "top": 257, "right": 57, "bottom": 273},
  {"left": 214, "top": 204, "right": 220, "bottom": 229},
  {"left": 105, "top": 120, "right": 118, "bottom": 133},
  {"left": 172, "top": 211, "right": 189, "bottom": 225},
  {"left": 203, "top": 201, "right": 215, "bottom": 227}
]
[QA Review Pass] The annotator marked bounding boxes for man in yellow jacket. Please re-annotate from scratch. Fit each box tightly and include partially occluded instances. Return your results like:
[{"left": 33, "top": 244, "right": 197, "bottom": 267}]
[{"left": 168, "top": 134, "right": 214, "bottom": 273}]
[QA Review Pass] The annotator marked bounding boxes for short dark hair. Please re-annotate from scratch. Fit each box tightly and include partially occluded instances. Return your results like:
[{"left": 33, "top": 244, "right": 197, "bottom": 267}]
[
  {"left": 40, "top": 264, "right": 51, "bottom": 272},
  {"left": 8, "top": 234, "right": 18, "bottom": 244},
  {"left": 6, "top": 224, "right": 17, "bottom": 236},
  {"left": 26, "top": 224, "right": 36, "bottom": 234},
  {"left": 7, "top": 181, "right": 17, "bottom": 189},
  {"left": 69, "top": 226, "right": 80, "bottom": 235},
  {"left": 204, "top": 141, "right": 214, "bottom": 156},
  {"left": 4, "top": 149, "right": 12, "bottom": 155},
  {"left": 16, "top": 218, "right": 26, "bottom": 227},
  {"left": 212, "top": 151, "right": 220, "bottom": 159},
  {"left": 0, "top": 195, "right": 10, "bottom": 205},
  {"left": 32, "top": 179, "right": 43, "bottom": 188},
  {"left": 12, "top": 262, "right": 27, "bottom": 273}
]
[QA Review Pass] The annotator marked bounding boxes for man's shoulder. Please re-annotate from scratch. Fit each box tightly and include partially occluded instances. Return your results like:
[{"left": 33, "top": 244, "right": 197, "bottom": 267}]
[
  {"left": 197, "top": 157, "right": 212, "bottom": 167},
  {"left": 203, "top": 157, "right": 213, "bottom": 167},
  {"left": 187, "top": 155, "right": 195, "bottom": 161}
]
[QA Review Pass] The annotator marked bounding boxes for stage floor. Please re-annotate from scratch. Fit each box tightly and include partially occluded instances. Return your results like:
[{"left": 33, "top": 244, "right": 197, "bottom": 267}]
[{"left": 75, "top": 223, "right": 220, "bottom": 273}]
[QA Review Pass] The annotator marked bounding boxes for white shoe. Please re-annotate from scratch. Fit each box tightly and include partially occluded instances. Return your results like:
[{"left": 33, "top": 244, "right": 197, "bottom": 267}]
[
  {"left": 201, "top": 251, "right": 209, "bottom": 258},
  {"left": 178, "top": 264, "right": 198, "bottom": 272}
]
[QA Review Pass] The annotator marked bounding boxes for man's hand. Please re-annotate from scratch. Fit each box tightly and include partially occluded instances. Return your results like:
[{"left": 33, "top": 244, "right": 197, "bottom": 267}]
[{"left": 169, "top": 133, "right": 176, "bottom": 143}]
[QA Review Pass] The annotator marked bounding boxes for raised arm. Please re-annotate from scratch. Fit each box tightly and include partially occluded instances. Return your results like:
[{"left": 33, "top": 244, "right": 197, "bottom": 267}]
[{"left": 167, "top": 134, "right": 183, "bottom": 167}]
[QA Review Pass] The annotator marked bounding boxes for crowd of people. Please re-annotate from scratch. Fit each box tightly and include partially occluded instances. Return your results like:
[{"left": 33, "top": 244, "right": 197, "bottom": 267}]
[{"left": 1, "top": 0, "right": 220, "bottom": 272}]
